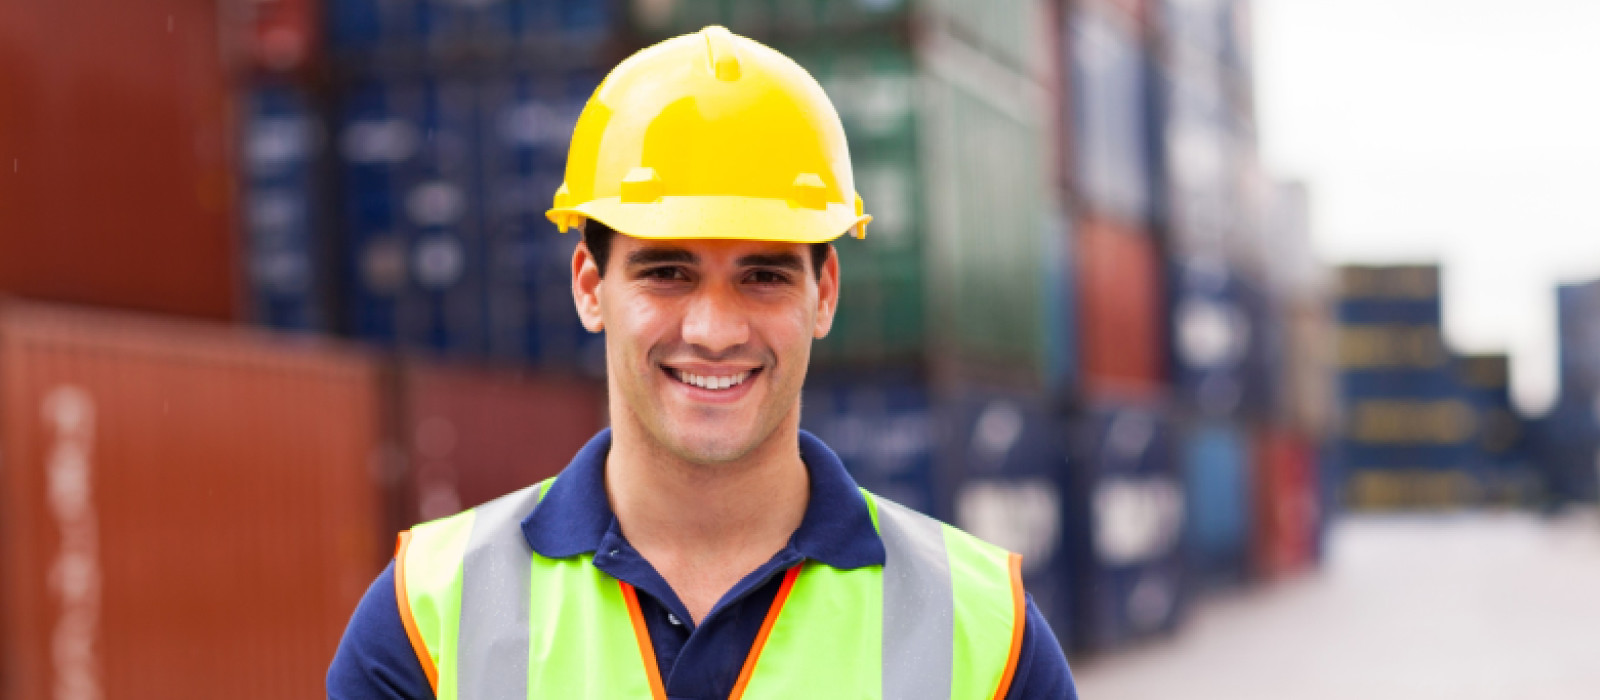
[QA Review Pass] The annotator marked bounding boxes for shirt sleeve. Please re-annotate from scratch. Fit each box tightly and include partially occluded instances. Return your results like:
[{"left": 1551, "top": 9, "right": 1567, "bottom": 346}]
[
  {"left": 1004, "top": 594, "right": 1079, "bottom": 700},
  {"left": 327, "top": 560, "right": 436, "bottom": 700}
]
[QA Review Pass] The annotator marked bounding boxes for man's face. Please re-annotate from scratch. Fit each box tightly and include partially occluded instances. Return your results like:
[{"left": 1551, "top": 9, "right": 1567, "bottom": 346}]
[{"left": 572, "top": 235, "right": 839, "bottom": 464}]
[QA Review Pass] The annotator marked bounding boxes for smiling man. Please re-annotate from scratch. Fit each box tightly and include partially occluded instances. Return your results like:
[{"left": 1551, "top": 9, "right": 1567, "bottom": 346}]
[{"left": 329, "top": 26, "right": 1076, "bottom": 699}]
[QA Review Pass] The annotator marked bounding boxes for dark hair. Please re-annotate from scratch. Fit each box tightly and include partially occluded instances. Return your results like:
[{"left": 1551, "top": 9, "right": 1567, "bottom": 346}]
[{"left": 581, "top": 220, "right": 832, "bottom": 281}]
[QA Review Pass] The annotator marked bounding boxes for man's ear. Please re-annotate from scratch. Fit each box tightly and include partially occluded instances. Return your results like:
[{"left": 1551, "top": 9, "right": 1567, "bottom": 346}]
[
  {"left": 572, "top": 241, "right": 604, "bottom": 333},
  {"left": 813, "top": 244, "right": 839, "bottom": 339}
]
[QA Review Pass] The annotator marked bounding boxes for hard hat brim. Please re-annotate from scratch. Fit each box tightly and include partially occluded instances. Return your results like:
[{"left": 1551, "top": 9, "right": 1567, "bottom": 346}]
[{"left": 547, "top": 196, "right": 870, "bottom": 243}]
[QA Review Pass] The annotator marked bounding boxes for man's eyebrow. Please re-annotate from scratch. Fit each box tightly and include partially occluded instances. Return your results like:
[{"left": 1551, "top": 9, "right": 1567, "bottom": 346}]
[
  {"left": 736, "top": 252, "right": 805, "bottom": 271},
  {"left": 624, "top": 247, "right": 698, "bottom": 267}
]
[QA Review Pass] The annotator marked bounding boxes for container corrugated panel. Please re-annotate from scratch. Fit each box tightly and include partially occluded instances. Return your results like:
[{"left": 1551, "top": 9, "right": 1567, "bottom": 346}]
[
  {"left": 945, "top": 389, "right": 1073, "bottom": 651},
  {"left": 801, "top": 373, "right": 940, "bottom": 518},
  {"left": 1178, "top": 418, "right": 1252, "bottom": 588},
  {"left": 919, "top": 30, "right": 1076, "bottom": 391},
  {"left": 478, "top": 67, "right": 608, "bottom": 374},
  {"left": 0, "top": 0, "right": 239, "bottom": 320},
  {"left": 1067, "top": 1, "right": 1158, "bottom": 227},
  {"left": 1252, "top": 424, "right": 1318, "bottom": 577},
  {"left": 1077, "top": 216, "right": 1166, "bottom": 398},
  {"left": 399, "top": 360, "right": 607, "bottom": 523},
  {"left": 336, "top": 80, "right": 418, "bottom": 344},
  {"left": 1168, "top": 256, "right": 1256, "bottom": 417},
  {"left": 1154, "top": 45, "right": 1242, "bottom": 261},
  {"left": 243, "top": 83, "right": 329, "bottom": 332},
  {"left": 1557, "top": 280, "right": 1600, "bottom": 401},
  {"left": 335, "top": 78, "right": 490, "bottom": 356},
  {"left": 1063, "top": 400, "right": 1186, "bottom": 652},
  {"left": 0, "top": 301, "right": 384, "bottom": 699}
]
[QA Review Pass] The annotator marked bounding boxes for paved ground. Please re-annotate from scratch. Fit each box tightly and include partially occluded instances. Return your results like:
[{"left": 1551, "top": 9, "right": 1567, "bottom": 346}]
[{"left": 1071, "top": 510, "right": 1600, "bottom": 700}]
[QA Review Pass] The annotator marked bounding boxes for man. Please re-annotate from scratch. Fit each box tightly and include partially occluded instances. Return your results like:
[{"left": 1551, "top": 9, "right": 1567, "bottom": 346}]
[{"left": 330, "top": 26, "right": 1077, "bottom": 699}]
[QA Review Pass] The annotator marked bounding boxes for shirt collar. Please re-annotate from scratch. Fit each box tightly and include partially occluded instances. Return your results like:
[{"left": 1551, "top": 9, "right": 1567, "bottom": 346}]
[{"left": 522, "top": 428, "right": 885, "bottom": 570}]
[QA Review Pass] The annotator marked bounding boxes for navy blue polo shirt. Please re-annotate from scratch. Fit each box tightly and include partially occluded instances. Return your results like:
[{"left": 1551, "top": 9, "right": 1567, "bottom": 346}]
[{"left": 329, "top": 429, "right": 1077, "bottom": 699}]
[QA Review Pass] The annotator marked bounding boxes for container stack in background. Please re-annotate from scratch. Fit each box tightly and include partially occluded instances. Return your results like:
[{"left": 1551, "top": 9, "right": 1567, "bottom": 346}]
[
  {"left": 1456, "top": 354, "right": 1538, "bottom": 506},
  {"left": 1334, "top": 265, "right": 1482, "bottom": 509},
  {"left": 1535, "top": 280, "right": 1600, "bottom": 507}
]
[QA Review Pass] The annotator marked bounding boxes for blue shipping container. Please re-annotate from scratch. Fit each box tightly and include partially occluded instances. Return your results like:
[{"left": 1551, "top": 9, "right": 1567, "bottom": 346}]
[
  {"left": 478, "top": 66, "right": 605, "bottom": 372},
  {"left": 800, "top": 375, "right": 939, "bottom": 518},
  {"left": 335, "top": 79, "right": 488, "bottom": 355},
  {"left": 1064, "top": 401, "right": 1186, "bottom": 652},
  {"left": 243, "top": 84, "right": 327, "bottom": 331},
  {"left": 945, "top": 390, "right": 1074, "bottom": 646},
  {"left": 1178, "top": 419, "right": 1252, "bottom": 588},
  {"left": 1069, "top": 5, "right": 1158, "bottom": 227},
  {"left": 1557, "top": 280, "right": 1600, "bottom": 401},
  {"left": 1168, "top": 257, "right": 1277, "bottom": 417}
]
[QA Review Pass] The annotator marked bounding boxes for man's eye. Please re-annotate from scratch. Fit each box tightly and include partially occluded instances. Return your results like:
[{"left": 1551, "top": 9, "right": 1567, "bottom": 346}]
[
  {"left": 641, "top": 267, "right": 688, "bottom": 281},
  {"left": 747, "top": 269, "right": 791, "bottom": 285}
]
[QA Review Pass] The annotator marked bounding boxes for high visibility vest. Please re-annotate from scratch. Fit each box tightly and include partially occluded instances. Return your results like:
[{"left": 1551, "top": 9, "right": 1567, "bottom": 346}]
[{"left": 393, "top": 478, "right": 1026, "bottom": 700}]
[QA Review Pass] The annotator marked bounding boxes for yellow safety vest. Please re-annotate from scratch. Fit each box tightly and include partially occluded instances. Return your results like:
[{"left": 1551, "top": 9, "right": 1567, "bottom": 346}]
[{"left": 394, "top": 478, "right": 1025, "bottom": 699}]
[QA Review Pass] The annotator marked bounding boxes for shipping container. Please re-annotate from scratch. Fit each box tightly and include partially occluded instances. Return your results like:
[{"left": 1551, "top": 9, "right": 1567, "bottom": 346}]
[
  {"left": 334, "top": 78, "right": 490, "bottom": 356},
  {"left": 918, "top": 31, "right": 1076, "bottom": 391},
  {"left": 0, "top": 301, "right": 384, "bottom": 699},
  {"left": 801, "top": 372, "right": 941, "bottom": 518},
  {"left": 1556, "top": 280, "right": 1600, "bottom": 402},
  {"left": 246, "top": 0, "right": 321, "bottom": 72},
  {"left": 1167, "top": 256, "right": 1277, "bottom": 417},
  {"left": 478, "top": 67, "right": 608, "bottom": 373},
  {"left": 1077, "top": 216, "right": 1166, "bottom": 398},
  {"left": 1252, "top": 424, "right": 1318, "bottom": 577},
  {"left": 1530, "top": 399, "right": 1600, "bottom": 507},
  {"left": 242, "top": 83, "right": 330, "bottom": 332},
  {"left": 0, "top": 0, "right": 240, "bottom": 320},
  {"left": 946, "top": 389, "right": 1074, "bottom": 652},
  {"left": 1067, "top": 0, "right": 1159, "bottom": 228},
  {"left": 396, "top": 360, "right": 608, "bottom": 524},
  {"left": 1177, "top": 418, "right": 1252, "bottom": 588},
  {"left": 1280, "top": 299, "right": 1338, "bottom": 438},
  {"left": 1063, "top": 400, "right": 1186, "bottom": 651}
]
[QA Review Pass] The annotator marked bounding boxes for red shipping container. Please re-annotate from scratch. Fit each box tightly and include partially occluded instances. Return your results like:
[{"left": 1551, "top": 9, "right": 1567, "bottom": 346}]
[
  {"left": 0, "top": 0, "right": 240, "bottom": 320},
  {"left": 398, "top": 361, "right": 609, "bottom": 525},
  {"left": 1076, "top": 216, "right": 1167, "bottom": 398},
  {"left": 1252, "top": 425, "right": 1320, "bottom": 578},
  {"left": 246, "top": 0, "right": 319, "bottom": 72},
  {"left": 0, "top": 301, "right": 385, "bottom": 699}
]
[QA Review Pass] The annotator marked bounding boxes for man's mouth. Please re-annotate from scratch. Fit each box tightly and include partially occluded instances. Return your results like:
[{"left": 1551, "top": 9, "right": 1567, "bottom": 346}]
[{"left": 662, "top": 366, "right": 762, "bottom": 392}]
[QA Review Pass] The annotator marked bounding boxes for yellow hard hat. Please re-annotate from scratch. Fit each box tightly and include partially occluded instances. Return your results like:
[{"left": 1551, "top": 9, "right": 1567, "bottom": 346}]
[{"left": 546, "top": 26, "right": 870, "bottom": 243}]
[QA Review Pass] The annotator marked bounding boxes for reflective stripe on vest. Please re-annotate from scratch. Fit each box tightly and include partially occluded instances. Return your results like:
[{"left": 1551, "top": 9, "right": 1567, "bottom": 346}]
[{"left": 396, "top": 479, "right": 1026, "bottom": 699}]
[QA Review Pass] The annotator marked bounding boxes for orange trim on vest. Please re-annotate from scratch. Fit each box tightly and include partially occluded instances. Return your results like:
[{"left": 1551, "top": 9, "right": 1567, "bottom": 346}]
[
  {"left": 393, "top": 531, "right": 440, "bottom": 693},
  {"left": 990, "top": 553, "right": 1027, "bottom": 700},
  {"left": 728, "top": 564, "right": 802, "bottom": 700},
  {"left": 619, "top": 581, "right": 669, "bottom": 700}
]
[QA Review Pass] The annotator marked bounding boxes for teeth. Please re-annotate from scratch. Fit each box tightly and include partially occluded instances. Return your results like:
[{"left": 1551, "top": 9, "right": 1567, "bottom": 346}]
[{"left": 674, "top": 369, "right": 751, "bottom": 391}]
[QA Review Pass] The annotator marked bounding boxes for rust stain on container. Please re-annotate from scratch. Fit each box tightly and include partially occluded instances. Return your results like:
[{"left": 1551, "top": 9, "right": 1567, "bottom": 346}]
[
  {"left": 0, "top": 0, "right": 240, "bottom": 320},
  {"left": 0, "top": 301, "right": 384, "bottom": 699},
  {"left": 397, "top": 360, "right": 608, "bottom": 525},
  {"left": 1077, "top": 216, "right": 1167, "bottom": 399}
]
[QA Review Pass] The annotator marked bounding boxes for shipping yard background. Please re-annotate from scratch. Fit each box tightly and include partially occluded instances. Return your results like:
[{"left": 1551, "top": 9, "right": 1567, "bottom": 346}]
[{"left": 1, "top": 0, "right": 1598, "bottom": 698}]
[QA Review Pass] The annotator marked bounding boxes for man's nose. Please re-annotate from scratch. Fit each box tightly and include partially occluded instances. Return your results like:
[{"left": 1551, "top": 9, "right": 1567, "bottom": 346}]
[{"left": 681, "top": 282, "right": 750, "bottom": 354}]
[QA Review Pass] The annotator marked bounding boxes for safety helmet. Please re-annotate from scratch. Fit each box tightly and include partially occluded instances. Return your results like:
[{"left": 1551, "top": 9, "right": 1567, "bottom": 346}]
[{"left": 546, "top": 26, "right": 870, "bottom": 243}]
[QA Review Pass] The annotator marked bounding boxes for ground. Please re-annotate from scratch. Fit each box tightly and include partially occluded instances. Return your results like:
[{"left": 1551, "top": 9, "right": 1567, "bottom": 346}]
[{"left": 1073, "top": 510, "right": 1600, "bottom": 700}]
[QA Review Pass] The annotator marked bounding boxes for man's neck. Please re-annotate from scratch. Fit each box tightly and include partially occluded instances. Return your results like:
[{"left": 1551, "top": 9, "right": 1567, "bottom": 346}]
[{"left": 603, "top": 412, "right": 810, "bottom": 565}]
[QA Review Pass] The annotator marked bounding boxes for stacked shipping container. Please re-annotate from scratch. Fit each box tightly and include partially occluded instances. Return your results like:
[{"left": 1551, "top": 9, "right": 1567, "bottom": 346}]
[
  {"left": 1538, "top": 280, "right": 1600, "bottom": 505},
  {"left": 0, "top": 301, "right": 386, "bottom": 698}
]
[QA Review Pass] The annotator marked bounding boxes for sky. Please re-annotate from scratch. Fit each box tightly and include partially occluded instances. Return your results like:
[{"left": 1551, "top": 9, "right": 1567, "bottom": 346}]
[{"left": 1252, "top": 0, "right": 1600, "bottom": 413}]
